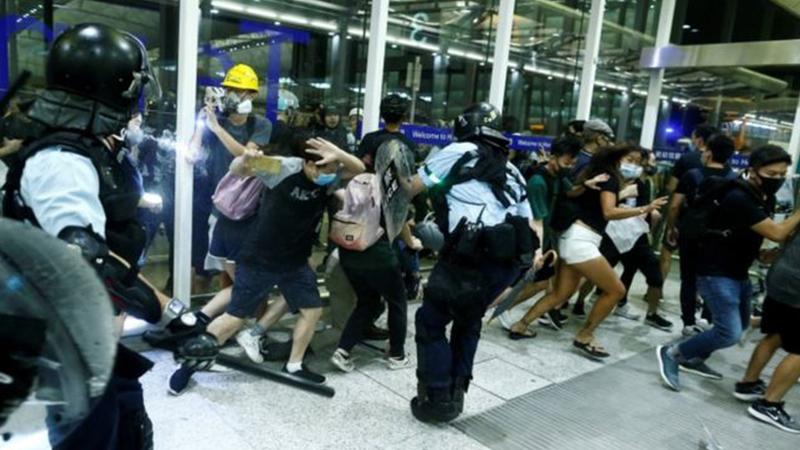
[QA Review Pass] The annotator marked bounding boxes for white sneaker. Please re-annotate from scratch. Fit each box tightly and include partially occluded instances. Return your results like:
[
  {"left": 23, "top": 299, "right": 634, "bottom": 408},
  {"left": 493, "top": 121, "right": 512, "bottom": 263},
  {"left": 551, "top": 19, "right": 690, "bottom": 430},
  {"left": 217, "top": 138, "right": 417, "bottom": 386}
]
[
  {"left": 235, "top": 329, "right": 264, "bottom": 364},
  {"left": 497, "top": 311, "right": 514, "bottom": 331},
  {"left": 330, "top": 349, "right": 355, "bottom": 373},
  {"left": 613, "top": 304, "right": 641, "bottom": 321},
  {"left": 386, "top": 354, "right": 411, "bottom": 370},
  {"left": 696, "top": 318, "right": 712, "bottom": 331},
  {"left": 682, "top": 324, "right": 704, "bottom": 337}
]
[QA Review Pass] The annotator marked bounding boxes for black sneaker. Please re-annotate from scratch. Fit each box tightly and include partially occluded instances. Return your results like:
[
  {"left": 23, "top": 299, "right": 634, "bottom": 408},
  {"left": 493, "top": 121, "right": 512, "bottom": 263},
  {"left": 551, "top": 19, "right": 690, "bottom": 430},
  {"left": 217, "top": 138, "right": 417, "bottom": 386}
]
[
  {"left": 645, "top": 313, "right": 673, "bottom": 331},
  {"left": 748, "top": 400, "right": 800, "bottom": 434},
  {"left": 679, "top": 360, "right": 723, "bottom": 380},
  {"left": 168, "top": 365, "right": 195, "bottom": 396},
  {"left": 734, "top": 379, "right": 767, "bottom": 402},
  {"left": 283, "top": 364, "right": 326, "bottom": 384},
  {"left": 572, "top": 302, "right": 586, "bottom": 318}
]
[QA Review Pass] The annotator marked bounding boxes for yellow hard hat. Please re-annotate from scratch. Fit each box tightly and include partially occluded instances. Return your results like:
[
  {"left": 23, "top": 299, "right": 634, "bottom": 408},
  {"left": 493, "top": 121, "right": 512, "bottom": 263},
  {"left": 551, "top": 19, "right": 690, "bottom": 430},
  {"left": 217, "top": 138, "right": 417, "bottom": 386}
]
[{"left": 221, "top": 64, "right": 259, "bottom": 92}]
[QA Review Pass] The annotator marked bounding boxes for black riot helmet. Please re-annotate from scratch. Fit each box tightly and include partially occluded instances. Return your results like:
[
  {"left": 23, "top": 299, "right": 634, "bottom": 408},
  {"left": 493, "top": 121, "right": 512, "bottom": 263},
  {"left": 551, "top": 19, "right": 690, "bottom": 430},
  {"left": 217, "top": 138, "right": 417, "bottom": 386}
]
[
  {"left": 46, "top": 23, "right": 159, "bottom": 112},
  {"left": 380, "top": 94, "right": 409, "bottom": 123},
  {"left": 453, "top": 102, "right": 510, "bottom": 151}
]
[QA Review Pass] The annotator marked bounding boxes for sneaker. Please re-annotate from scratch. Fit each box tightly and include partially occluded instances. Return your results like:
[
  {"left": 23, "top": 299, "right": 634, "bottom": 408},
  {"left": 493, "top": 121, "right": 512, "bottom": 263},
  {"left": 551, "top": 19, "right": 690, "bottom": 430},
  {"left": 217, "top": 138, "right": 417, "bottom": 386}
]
[
  {"left": 386, "top": 354, "right": 411, "bottom": 370},
  {"left": 656, "top": 345, "right": 680, "bottom": 391},
  {"left": 748, "top": 400, "right": 800, "bottom": 434},
  {"left": 613, "top": 304, "right": 641, "bottom": 321},
  {"left": 283, "top": 364, "right": 326, "bottom": 384},
  {"left": 681, "top": 324, "right": 705, "bottom": 337},
  {"left": 235, "top": 329, "right": 264, "bottom": 364},
  {"left": 679, "top": 360, "right": 723, "bottom": 380},
  {"left": 497, "top": 311, "right": 514, "bottom": 331},
  {"left": 538, "top": 310, "right": 565, "bottom": 331},
  {"left": 168, "top": 365, "right": 195, "bottom": 396},
  {"left": 572, "top": 302, "right": 586, "bottom": 318},
  {"left": 734, "top": 379, "right": 767, "bottom": 402},
  {"left": 363, "top": 325, "right": 390, "bottom": 341},
  {"left": 696, "top": 318, "right": 712, "bottom": 331},
  {"left": 330, "top": 349, "right": 355, "bottom": 373},
  {"left": 645, "top": 313, "right": 673, "bottom": 331}
]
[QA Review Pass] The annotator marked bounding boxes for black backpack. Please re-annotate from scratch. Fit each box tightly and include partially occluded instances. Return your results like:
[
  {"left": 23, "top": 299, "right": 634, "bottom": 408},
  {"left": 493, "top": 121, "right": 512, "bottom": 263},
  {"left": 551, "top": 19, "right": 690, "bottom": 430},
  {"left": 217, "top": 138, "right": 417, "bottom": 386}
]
[{"left": 679, "top": 176, "right": 760, "bottom": 242}]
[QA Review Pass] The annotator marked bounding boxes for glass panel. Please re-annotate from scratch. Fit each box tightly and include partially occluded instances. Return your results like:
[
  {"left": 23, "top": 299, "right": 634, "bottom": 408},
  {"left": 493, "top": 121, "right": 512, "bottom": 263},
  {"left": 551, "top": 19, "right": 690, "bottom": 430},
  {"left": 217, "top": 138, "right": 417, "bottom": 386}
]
[{"left": 188, "top": 1, "right": 369, "bottom": 295}]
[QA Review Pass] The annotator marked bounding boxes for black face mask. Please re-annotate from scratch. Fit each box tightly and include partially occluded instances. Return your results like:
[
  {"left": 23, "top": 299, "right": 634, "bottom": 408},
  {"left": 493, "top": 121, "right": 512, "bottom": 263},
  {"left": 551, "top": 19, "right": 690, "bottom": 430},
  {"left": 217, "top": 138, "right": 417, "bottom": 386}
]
[{"left": 758, "top": 175, "right": 785, "bottom": 197}]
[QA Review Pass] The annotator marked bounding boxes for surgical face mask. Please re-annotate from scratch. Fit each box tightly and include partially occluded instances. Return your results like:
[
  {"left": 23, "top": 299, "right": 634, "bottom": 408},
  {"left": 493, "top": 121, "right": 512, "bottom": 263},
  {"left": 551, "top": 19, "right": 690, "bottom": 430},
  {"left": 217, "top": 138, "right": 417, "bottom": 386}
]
[
  {"left": 757, "top": 174, "right": 785, "bottom": 197},
  {"left": 620, "top": 162, "right": 643, "bottom": 180},
  {"left": 313, "top": 172, "right": 338, "bottom": 186}
]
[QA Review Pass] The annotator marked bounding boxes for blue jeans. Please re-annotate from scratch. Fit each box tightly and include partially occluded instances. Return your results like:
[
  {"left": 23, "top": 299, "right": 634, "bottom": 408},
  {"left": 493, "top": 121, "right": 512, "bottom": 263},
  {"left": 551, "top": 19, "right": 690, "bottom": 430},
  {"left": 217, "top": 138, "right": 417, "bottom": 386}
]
[{"left": 677, "top": 276, "right": 752, "bottom": 362}]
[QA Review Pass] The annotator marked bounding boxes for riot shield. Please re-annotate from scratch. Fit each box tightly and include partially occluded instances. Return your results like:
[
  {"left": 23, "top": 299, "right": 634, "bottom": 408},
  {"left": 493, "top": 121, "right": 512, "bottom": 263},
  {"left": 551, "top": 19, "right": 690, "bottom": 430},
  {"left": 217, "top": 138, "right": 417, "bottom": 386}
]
[
  {"left": 0, "top": 219, "right": 115, "bottom": 446},
  {"left": 375, "top": 138, "right": 416, "bottom": 240}
]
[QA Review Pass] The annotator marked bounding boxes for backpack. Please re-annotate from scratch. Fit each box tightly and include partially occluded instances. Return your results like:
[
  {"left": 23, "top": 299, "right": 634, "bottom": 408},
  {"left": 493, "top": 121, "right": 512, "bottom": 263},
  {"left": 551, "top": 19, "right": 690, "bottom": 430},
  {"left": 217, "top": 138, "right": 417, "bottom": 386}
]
[
  {"left": 679, "top": 176, "right": 759, "bottom": 242},
  {"left": 329, "top": 173, "right": 385, "bottom": 251}
]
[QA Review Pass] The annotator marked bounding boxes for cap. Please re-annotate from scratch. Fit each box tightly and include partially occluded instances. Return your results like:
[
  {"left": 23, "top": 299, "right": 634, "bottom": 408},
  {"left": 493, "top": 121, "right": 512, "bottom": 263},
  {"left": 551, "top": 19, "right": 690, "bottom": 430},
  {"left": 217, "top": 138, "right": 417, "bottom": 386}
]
[{"left": 583, "top": 119, "right": 614, "bottom": 139}]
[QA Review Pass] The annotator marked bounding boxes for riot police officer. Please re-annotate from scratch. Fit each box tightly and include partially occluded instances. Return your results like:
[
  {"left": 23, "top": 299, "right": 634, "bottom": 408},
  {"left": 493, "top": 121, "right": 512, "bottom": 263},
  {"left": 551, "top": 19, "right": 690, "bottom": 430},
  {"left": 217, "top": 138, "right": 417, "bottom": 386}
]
[
  {"left": 401, "top": 103, "right": 540, "bottom": 423},
  {"left": 2, "top": 23, "right": 213, "bottom": 448}
]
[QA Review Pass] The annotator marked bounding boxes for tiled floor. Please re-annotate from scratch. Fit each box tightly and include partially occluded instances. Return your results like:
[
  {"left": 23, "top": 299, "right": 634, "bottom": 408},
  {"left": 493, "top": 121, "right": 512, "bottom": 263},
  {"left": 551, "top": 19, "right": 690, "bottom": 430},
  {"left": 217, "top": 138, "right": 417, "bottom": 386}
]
[{"left": 4, "top": 267, "right": 798, "bottom": 449}]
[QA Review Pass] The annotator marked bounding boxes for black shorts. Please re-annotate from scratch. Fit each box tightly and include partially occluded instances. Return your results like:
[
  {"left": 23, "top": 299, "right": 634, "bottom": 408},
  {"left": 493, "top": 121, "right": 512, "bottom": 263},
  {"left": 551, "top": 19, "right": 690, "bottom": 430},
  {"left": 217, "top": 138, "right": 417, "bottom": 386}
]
[
  {"left": 761, "top": 296, "right": 800, "bottom": 354},
  {"left": 227, "top": 263, "right": 322, "bottom": 318}
]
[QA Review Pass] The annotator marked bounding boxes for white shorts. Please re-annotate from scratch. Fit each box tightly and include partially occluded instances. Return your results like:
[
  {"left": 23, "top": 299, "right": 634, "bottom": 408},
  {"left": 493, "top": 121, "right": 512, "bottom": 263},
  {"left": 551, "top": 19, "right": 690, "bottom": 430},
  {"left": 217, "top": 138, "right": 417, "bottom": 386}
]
[{"left": 558, "top": 223, "right": 603, "bottom": 265}]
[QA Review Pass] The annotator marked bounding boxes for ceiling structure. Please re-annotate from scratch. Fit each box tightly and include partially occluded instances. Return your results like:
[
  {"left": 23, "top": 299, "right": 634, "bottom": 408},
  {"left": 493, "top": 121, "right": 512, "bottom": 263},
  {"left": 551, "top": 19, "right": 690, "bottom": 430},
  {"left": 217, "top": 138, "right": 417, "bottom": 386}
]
[{"left": 8, "top": 0, "right": 800, "bottom": 119}]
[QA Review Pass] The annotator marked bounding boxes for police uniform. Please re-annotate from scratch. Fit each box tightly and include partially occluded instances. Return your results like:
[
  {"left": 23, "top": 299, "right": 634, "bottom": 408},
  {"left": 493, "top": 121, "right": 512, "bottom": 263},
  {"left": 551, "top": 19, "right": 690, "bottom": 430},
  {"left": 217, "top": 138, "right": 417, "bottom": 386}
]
[
  {"left": 1, "top": 24, "right": 196, "bottom": 449},
  {"left": 410, "top": 103, "right": 536, "bottom": 423}
]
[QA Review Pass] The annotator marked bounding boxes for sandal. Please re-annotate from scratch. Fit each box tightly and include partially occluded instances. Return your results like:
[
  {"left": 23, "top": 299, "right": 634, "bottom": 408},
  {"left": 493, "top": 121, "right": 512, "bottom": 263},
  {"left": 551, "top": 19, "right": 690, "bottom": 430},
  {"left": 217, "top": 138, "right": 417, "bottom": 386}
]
[
  {"left": 572, "top": 340, "right": 610, "bottom": 360},
  {"left": 509, "top": 323, "right": 537, "bottom": 340}
]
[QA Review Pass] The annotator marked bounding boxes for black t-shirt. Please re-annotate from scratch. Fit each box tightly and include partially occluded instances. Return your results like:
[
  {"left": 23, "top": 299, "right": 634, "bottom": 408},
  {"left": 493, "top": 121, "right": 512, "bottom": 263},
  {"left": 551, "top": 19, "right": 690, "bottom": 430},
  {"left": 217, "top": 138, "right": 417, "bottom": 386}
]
[
  {"left": 671, "top": 150, "right": 703, "bottom": 181},
  {"left": 676, "top": 166, "right": 733, "bottom": 204},
  {"left": 574, "top": 175, "right": 620, "bottom": 233},
  {"left": 357, "top": 129, "right": 418, "bottom": 173},
  {"left": 697, "top": 187, "right": 770, "bottom": 280},
  {"left": 239, "top": 159, "right": 332, "bottom": 272}
]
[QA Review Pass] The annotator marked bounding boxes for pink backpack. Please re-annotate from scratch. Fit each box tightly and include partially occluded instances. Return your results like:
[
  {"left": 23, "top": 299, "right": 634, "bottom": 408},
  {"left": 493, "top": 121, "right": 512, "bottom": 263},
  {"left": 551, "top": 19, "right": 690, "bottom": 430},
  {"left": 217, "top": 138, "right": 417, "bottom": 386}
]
[
  {"left": 330, "top": 173, "right": 384, "bottom": 251},
  {"left": 212, "top": 172, "right": 264, "bottom": 221}
]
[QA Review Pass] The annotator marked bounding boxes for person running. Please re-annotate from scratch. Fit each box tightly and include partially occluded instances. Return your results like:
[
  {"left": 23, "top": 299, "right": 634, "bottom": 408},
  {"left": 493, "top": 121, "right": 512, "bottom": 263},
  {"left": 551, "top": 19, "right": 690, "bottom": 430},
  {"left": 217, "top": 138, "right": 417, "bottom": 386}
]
[
  {"left": 510, "top": 145, "right": 667, "bottom": 359},
  {"left": 168, "top": 135, "right": 365, "bottom": 393},
  {"left": 501, "top": 135, "right": 582, "bottom": 336},
  {"left": 665, "top": 133, "right": 735, "bottom": 336},
  {"left": 657, "top": 145, "right": 800, "bottom": 391},
  {"left": 606, "top": 147, "right": 672, "bottom": 330},
  {"left": 734, "top": 230, "right": 800, "bottom": 433}
]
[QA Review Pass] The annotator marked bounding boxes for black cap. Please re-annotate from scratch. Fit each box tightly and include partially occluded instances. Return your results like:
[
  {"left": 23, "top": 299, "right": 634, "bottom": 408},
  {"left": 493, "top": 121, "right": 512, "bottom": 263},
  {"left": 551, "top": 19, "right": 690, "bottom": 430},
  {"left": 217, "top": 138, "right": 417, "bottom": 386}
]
[{"left": 46, "top": 23, "right": 152, "bottom": 111}]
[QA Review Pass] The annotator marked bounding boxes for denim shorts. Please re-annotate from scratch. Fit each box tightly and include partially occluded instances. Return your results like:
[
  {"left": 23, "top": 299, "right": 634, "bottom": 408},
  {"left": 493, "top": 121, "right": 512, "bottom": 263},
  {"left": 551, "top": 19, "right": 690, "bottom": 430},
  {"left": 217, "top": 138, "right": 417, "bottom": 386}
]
[{"left": 227, "top": 263, "right": 322, "bottom": 318}]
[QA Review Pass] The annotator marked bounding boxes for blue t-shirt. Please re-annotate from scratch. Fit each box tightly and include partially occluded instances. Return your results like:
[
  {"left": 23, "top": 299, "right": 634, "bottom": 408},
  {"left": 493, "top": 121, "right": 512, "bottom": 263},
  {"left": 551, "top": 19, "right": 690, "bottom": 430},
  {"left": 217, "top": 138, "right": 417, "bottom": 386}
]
[{"left": 204, "top": 115, "right": 272, "bottom": 191}]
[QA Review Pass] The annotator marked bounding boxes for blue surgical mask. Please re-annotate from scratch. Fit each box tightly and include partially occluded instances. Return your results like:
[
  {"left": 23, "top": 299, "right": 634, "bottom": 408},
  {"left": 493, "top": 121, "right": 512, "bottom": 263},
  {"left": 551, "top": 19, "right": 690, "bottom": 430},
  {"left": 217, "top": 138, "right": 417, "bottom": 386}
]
[
  {"left": 620, "top": 162, "right": 643, "bottom": 180},
  {"left": 313, "top": 172, "right": 338, "bottom": 186}
]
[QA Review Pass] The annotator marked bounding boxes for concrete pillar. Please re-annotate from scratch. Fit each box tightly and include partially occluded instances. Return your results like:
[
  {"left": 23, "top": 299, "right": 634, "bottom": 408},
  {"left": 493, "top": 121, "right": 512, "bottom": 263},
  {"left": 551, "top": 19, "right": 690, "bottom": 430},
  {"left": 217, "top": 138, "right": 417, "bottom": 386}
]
[
  {"left": 639, "top": 0, "right": 676, "bottom": 148},
  {"left": 575, "top": 0, "right": 605, "bottom": 120}
]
